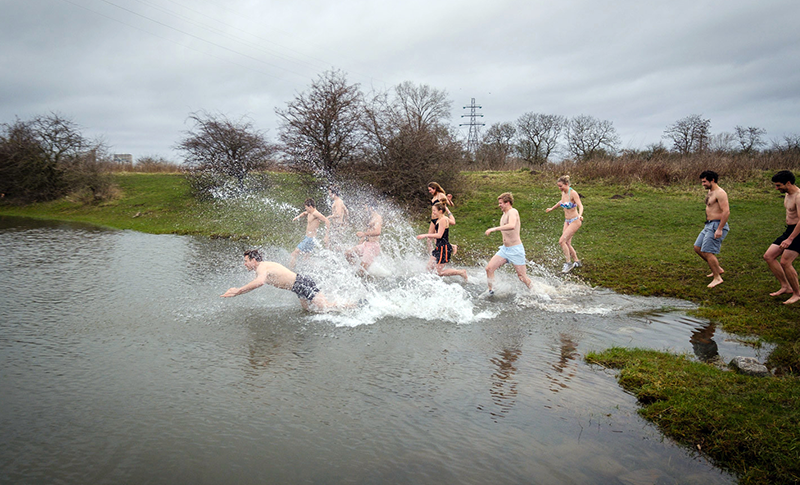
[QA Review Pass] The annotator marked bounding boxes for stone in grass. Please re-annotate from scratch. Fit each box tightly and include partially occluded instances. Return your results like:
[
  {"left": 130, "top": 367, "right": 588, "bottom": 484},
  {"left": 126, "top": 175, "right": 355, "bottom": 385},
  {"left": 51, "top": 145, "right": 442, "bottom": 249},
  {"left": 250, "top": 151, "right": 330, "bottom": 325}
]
[{"left": 729, "top": 356, "right": 770, "bottom": 377}]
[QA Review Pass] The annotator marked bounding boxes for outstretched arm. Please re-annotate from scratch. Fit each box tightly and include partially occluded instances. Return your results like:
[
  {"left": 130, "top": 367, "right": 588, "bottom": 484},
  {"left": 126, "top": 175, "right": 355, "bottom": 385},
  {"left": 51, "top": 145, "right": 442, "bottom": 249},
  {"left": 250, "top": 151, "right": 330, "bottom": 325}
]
[{"left": 221, "top": 267, "right": 268, "bottom": 297}]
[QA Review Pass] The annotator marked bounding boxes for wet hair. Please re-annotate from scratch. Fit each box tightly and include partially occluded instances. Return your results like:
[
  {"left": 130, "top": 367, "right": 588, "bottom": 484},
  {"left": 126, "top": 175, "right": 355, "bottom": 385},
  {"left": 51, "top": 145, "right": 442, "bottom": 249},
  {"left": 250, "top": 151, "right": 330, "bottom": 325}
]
[
  {"left": 699, "top": 170, "right": 719, "bottom": 183},
  {"left": 557, "top": 175, "right": 571, "bottom": 185},
  {"left": 498, "top": 192, "right": 514, "bottom": 205},
  {"left": 772, "top": 170, "right": 796, "bottom": 185},
  {"left": 428, "top": 182, "right": 445, "bottom": 194},
  {"left": 328, "top": 186, "right": 340, "bottom": 197},
  {"left": 304, "top": 198, "right": 315, "bottom": 208},
  {"left": 432, "top": 201, "right": 447, "bottom": 214},
  {"left": 243, "top": 249, "right": 263, "bottom": 262}
]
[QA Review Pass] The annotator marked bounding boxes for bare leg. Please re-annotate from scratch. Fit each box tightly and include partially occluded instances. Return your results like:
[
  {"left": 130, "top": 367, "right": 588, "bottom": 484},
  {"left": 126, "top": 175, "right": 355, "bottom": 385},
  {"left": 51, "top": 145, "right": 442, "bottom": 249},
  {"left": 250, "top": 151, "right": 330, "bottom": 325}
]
[
  {"left": 780, "top": 250, "right": 800, "bottom": 304},
  {"left": 436, "top": 264, "right": 468, "bottom": 281},
  {"left": 702, "top": 252, "right": 724, "bottom": 288},
  {"left": 559, "top": 220, "right": 582, "bottom": 262},
  {"left": 513, "top": 264, "right": 532, "bottom": 289},
  {"left": 764, "top": 244, "right": 792, "bottom": 296},
  {"left": 289, "top": 249, "right": 300, "bottom": 270},
  {"left": 485, "top": 255, "right": 507, "bottom": 292}
]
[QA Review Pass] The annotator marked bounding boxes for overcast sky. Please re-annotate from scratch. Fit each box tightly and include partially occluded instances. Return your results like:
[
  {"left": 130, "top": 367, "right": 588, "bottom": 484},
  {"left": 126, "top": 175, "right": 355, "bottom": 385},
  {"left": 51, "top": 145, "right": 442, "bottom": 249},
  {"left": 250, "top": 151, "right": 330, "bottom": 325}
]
[{"left": 2, "top": 0, "right": 799, "bottom": 160}]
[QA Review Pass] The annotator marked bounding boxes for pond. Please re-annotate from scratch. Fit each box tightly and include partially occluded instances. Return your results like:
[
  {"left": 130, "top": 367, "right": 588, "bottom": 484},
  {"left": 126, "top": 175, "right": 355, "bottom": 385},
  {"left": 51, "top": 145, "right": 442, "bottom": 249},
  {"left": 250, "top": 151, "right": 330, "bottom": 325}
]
[{"left": 1, "top": 216, "right": 767, "bottom": 484}]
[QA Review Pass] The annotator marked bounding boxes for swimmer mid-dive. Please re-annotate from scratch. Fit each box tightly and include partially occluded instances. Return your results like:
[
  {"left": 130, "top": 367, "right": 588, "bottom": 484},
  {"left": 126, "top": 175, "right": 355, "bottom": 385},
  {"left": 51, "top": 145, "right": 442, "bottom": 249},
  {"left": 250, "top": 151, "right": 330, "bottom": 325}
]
[
  {"left": 221, "top": 250, "right": 347, "bottom": 311},
  {"left": 416, "top": 202, "right": 467, "bottom": 281}
]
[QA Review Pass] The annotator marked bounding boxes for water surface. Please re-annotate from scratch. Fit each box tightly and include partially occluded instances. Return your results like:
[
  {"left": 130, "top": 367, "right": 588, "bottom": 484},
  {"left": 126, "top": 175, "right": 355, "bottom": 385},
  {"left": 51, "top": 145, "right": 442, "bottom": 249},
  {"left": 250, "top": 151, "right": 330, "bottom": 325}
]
[{"left": 0, "top": 217, "right": 765, "bottom": 484}]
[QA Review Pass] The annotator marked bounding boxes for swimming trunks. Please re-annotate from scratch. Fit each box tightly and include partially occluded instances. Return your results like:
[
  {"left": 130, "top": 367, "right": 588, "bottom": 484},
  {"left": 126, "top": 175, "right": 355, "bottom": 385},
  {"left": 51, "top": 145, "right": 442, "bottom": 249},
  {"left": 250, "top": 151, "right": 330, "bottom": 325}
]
[
  {"left": 494, "top": 243, "right": 527, "bottom": 266},
  {"left": 773, "top": 224, "right": 800, "bottom": 253},
  {"left": 291, "top": 274, "right": 320, "bottom": 301},
  {"left": 694, "top": 220, "right": 729, "bottom": 254},
  {"left": 296, "top": 236, "right": 316, "bottom": 253}
]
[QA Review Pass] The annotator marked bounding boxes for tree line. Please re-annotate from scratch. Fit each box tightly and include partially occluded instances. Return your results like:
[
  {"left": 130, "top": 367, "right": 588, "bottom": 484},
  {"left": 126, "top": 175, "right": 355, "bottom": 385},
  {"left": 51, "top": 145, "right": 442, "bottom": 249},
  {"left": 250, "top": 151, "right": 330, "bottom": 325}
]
[{"left": 3, "top": 69, "right": 799, "bottom": 204}]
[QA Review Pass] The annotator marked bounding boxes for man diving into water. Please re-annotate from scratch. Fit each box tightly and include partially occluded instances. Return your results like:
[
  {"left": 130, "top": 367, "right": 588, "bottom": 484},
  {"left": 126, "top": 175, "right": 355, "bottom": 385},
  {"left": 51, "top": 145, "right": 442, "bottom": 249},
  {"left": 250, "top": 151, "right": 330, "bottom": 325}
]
[{"left": 221, "top": 250, "right": 345, "bottom": 311}]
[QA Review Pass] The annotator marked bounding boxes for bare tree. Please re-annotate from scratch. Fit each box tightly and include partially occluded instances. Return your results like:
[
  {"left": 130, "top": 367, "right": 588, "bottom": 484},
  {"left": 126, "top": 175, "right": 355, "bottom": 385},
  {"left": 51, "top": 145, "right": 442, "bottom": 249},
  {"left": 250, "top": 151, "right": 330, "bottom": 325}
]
[
  {"left": 663, "top": 114, "right": 711, "bottom": 155},
  {"left": 515, "top": 112, "right": 565, "bottom": 164},
  {"left": 734, "top": 125, "right": 767, "bottom": 154},
  {"left": 177, "top": 111, "right": 274, "bottom": 188},
  {"left": 276, "top": 69, "right": 365, "bottom": 174},
  {"left": 709, "top": 132, "right": 737, "bottom": 154},
  {"left": 565, "top": 115, "right": 619, "bottom": 161},
  {"left": 1, "top": 113, "right": 109, "bottom": 202},
  {"left": 477, "top": 122, "right": 516, "bottom": 168},
  {"left": 392, "top": 81, "right": 452, "bottom": 132}
]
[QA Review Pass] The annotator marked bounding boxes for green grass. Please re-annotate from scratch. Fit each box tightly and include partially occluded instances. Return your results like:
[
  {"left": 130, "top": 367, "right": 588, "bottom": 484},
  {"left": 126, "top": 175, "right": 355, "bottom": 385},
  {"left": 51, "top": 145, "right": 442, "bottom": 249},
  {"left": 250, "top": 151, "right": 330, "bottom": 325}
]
[
  {"left": 3, "top": 169, "right": 800, "bottom": 483},
  {"left": 586, "top": 348, "right": 800, "bottom": 484}
]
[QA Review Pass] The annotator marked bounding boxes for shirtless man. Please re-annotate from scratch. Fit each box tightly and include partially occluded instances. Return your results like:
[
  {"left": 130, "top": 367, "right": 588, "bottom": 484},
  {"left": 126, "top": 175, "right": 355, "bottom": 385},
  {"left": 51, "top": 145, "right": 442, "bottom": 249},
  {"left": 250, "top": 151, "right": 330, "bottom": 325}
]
[
  {"left": 327, "top": 187, "right": 349, "bottom": 250},
  {"left": 345, "top": 202, "right": 382, "bottom": 273},
  {"left": 221, "top": 250, "right": 340, "bottom": 311},
  {"left": 482, "top": 192, "right": 532, "bottom": 297},
  {"left": 693, "top": 170, "right": 730, "bottom": 288},
  {"left": 289, "top": 198, "right": 330, "bottom": 269},
  {"left": 763, "top": 170, "right": 800, "bottom": 304}
]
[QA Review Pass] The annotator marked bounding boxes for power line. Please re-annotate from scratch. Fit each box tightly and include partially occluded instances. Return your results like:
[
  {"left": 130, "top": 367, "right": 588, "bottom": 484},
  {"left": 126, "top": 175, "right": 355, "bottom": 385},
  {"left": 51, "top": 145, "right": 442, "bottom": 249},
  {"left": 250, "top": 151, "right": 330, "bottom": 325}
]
[{"left": 459, "top": 98, "right": 485, "bottom": 154}]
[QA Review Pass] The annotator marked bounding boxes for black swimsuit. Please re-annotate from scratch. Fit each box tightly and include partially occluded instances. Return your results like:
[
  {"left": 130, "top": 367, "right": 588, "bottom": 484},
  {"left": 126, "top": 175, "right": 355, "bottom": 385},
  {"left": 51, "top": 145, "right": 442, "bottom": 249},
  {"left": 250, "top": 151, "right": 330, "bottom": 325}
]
[
  {"left": 431, "top": 220, "right": 453, "bottom": 264},
  {"left": 290, "top": 274, "right": 320, "bottom": 301}
]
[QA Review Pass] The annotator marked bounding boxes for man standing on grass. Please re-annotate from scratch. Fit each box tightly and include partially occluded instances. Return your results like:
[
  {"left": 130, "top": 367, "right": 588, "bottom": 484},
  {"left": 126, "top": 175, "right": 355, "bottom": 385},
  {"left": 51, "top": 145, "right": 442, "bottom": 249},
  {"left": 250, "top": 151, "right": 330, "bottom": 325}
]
[
  {"left": 763, "top": 170, "right": 800, "bottom": 304},
  {"left": 482, "top": 192, "right": 532, "bottom": 297},
  {"left": 693, "top": 170, "right": 730, "bottom": 288}
]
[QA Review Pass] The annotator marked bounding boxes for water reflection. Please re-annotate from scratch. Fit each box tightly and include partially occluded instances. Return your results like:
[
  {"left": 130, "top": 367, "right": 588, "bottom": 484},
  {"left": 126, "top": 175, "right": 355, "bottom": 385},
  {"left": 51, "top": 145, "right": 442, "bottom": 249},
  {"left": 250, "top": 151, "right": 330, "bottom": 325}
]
[
  {"left": 690, "top": 322, "right": 720, "bottom": 363},
  {"left": 547, "top": 334, "right": 579, "bottom": 393}
]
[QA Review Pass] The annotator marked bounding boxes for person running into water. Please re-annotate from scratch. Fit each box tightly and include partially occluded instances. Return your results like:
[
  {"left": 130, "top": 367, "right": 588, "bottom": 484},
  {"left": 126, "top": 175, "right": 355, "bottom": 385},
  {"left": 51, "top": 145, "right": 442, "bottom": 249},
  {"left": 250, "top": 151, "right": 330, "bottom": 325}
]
[
  {"left": 427, "top": 182, "right": 456, "bottom": 253},
  {"left": 221, "top": 250, "right": 343, "bottom": 311},
  {"left": 763, "top": 170, "right": 800, "bottom": 304},
  {"left": 545, "top": 175, "right": 584, "bottom": 273},
  {"left": 327, "top": 186, "right": 349, "bottom": 251},
  {"left": 483, "top": 192, "right": 532, "bottom": 297},
  {"left": 416, "top": 202, "right": 468, "bottom": 281},
  {"left": 693, "top": 170, "right": 730, "bottom": 288},
  {"left": 345, "top": 201, "right": 382, "bottom": 273},
  {"left": 289, "top": 198, "right": 330, "bottom": 269}
]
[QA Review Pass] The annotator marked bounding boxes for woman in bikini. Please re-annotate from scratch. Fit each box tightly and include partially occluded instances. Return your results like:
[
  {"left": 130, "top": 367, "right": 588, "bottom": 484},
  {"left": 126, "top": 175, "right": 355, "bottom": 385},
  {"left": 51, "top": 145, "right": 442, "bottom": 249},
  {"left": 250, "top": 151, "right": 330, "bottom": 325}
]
[
  {"left": 416, "top": 202, "right": 467, "bottom": 281},
  {"left": 545, "top": 175, "right": 584, "bottom": 273}
]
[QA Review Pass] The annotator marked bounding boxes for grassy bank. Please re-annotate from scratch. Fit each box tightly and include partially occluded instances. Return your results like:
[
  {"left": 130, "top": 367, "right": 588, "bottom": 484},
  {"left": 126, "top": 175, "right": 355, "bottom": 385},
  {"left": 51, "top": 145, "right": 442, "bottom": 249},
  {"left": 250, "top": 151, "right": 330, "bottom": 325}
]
[{"left": 2, "top": 170, "right": 799, "bottom": 483}]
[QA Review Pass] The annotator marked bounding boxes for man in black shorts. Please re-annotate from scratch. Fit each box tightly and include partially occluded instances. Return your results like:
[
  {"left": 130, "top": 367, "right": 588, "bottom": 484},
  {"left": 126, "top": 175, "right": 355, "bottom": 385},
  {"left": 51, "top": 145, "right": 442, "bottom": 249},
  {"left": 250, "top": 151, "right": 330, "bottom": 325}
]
[
  {"left": 221, "top": 250, "right": 344, "bottom": 311},
  {"left": 763, "top": 170, "right": 800, "bottom": 304}
]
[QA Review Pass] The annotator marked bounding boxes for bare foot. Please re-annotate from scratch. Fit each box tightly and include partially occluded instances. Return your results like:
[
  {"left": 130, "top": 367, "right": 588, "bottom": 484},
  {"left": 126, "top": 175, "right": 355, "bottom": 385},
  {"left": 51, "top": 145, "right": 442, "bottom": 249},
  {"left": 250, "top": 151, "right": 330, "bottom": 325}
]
[
  {"left": 770, "top": 288, "right": 791, "bottom": 296},
  {"left": 784, "top": 294, "right": 800, "bottom": 305},
  {"left": 452, "top": 244, "right": 458, "bottom": 256},
  {"left": 706, "top": 268, "right": 725, "bottom": 278},
  {"left": 707, "top": 277, "right": 724, "bottom": 288},
  {"left": 461, "top": 270, "right": 468, "bottom": 282}
]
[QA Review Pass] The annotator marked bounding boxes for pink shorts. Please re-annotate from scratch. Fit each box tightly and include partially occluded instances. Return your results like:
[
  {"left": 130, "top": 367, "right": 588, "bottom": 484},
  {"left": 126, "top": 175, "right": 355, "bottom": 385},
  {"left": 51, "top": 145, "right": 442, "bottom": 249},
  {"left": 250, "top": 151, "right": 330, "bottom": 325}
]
[{"left": 353, "top": 241, "right": 381, "bottom": 266}]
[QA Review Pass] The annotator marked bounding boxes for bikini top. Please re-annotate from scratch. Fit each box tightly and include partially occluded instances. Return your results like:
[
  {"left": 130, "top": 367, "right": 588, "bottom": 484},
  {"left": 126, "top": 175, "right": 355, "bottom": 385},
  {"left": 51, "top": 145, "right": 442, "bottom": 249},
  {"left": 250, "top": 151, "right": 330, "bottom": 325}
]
[{"left": 560, "top": 188, "right": 577, "bottom": 209}]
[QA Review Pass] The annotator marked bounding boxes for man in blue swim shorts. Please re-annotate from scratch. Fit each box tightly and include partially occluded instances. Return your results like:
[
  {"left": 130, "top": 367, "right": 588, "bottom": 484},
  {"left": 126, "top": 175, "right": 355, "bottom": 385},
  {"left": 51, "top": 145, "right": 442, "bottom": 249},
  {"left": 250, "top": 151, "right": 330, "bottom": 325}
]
[
  {"left": 289, "top": 198, "right": 330, "bottom": 269},
  {"left": 482, "top": 192, "right": 532, "bottom": 297},
  {"left": 693, "top": 171, "right": 730, "bottom": 288}
]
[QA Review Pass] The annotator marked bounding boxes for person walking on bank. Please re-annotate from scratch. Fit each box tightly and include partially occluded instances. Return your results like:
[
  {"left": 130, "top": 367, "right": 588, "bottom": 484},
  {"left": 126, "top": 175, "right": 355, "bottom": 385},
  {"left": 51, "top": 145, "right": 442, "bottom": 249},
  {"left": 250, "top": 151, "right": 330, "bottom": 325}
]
[
  {"left": 693, "top": 170, "right": 730, "bottom": 288},
  {"left": 763, "top": 170, "right": 800, "bottom": 304},
  {"left": 545, "top": 175, "right": 584, "bottom": 273}
]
